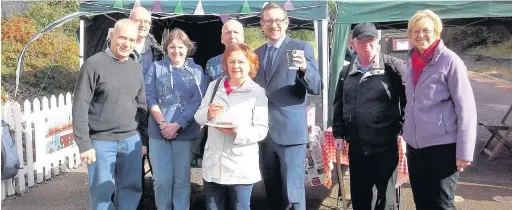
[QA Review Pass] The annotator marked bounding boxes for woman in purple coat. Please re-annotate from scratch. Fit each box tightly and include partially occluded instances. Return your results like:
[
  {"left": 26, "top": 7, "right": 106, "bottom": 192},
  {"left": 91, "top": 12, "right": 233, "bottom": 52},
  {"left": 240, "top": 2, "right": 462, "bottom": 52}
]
[{"left": 402, "top": 10, "right": 477, "bottom": 210}]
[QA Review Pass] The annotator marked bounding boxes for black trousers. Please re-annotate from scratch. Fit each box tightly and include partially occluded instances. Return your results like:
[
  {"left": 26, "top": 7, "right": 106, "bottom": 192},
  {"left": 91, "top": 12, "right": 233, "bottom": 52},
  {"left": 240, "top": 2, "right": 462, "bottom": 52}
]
[
  {"left": 407, "top": 143, "right": 459, "bottom": 210},
  {"left": 349, "top": 145, "right": 398, "bottom": 210}
]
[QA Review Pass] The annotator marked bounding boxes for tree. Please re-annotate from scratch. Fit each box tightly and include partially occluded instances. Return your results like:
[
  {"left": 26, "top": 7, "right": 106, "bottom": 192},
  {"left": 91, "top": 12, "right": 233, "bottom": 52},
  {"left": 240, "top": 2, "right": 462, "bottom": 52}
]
[
  {"left": 1, "top": 2, "right": 80, "bottom": 101},
  {"left": 22, "top": 1, "right": 79, "bottom": 36},
  {"left": 328, "top": 0, "right": 339, "bottom": 54}
]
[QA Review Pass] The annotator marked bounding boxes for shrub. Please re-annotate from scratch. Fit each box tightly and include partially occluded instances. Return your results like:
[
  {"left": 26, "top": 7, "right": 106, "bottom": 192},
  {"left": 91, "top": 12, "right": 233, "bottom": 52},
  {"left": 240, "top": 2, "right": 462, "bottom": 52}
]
[
  {"left": 1, "top": 17, "right": 35, "bottom": 43},
  {"left": 289, "top": 30, "right": 316, "bottom": 43},
  {"left": 487, "top": 25, "right": 512, "bottom": 44},
  {"left": 443, "top": 25, "right": 512, "bottom": 52},
  {"left": 1, "top": 18, "right": 79, "bottom": 78},
  {"left": 245, "top": 27, "right": 266, "bottom": 50},
  {"left": 244, "top": 27, "right": 317, "bottom": 55},
  {"left": 22, "top": 1, "right": 79, "bottom": 37},
  {"left": 1, "top": 17, "right": 38, "bottom": 77},
  {"left": 1, "top": 12, "right": 79, "bottom": 101},
  {"left": 442, "top": 26, "right": 488, "bottom": 52}
]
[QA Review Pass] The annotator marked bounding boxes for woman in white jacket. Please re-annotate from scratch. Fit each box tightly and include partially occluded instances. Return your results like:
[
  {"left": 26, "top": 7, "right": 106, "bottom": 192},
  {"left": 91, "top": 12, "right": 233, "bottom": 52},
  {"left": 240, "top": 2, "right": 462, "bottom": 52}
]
[{"left": 194, "top": 43, "right": 269, "bottom": 210}]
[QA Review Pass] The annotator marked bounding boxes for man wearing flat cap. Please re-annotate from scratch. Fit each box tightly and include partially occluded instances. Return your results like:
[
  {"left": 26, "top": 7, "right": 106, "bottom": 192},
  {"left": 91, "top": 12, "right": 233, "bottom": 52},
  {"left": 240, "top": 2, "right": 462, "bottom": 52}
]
[{"left": 332, "top": 22, "right": 406, "bottom": 210}]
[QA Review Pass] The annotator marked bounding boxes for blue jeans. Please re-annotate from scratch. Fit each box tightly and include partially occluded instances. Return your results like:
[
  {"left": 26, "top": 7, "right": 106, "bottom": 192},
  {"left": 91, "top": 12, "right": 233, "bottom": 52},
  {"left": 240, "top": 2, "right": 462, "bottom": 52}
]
[
  {"left": 87, "top": 134, "right": 142, "bottom": 210},
  {"left": 149, "top": 138, "right": 193, "bottom": 210},
  {"left": 203, "top": 180, "right": 253, "bottom": 210}
]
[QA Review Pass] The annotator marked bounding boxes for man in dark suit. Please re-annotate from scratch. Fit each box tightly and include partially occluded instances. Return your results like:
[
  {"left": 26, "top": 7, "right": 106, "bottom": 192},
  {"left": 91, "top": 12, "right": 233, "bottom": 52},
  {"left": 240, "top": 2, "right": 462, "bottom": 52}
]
[{"left": 254, "top": 3, "right": 322, "bottom": 210}]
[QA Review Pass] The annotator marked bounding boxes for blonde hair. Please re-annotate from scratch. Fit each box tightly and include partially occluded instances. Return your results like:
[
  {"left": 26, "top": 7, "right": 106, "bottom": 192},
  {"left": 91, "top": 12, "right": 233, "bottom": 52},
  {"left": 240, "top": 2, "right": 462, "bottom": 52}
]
[{"left": 408, "top": 10, "right": 443, "bottom": 39}]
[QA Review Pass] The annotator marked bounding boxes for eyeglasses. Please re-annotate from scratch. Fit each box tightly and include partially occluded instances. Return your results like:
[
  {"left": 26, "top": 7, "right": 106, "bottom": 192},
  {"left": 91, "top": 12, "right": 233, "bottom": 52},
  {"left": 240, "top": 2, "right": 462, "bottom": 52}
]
[
  {"left": 411, "top": 29, "right": 433, "bottom": 35},
  {"left": 134, "top": 19, "right": 152, "bottom": 25},
  {"left": 263, "top": 18, "right": 287, "bottom": 26}
]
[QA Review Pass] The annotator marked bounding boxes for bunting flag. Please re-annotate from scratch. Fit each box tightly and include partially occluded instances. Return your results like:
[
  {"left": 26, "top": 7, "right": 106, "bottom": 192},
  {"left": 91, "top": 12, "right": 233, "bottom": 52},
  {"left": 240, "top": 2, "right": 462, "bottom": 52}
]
[
  {"left": 174, "top": 0, "right": 184, "bottom": 14},
  {"left": 194, "top": 0, "right": 205, "bottom": 15},
  {"left": 152, "top": 0, "right": 162, "bottom": 12},
  {"left": 133, "top": 0, "right": 141, "bottom": 8},
  {"left": 240, "top": 0, "right": 252, "bottom": 13},
  {"left": 112, "top": 0, "right": 123, "bottom": 8},
  {"left": 219, "top": 14, "right": 230, "bottom": 23},
  {"left": 284, "top": 0, "right": 294, "bottom": 10}
]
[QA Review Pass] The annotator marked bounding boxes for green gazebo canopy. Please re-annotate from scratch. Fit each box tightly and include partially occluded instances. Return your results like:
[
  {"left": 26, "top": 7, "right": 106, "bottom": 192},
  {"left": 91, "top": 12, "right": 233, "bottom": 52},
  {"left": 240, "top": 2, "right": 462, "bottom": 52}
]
[{"left": 80, "top": 0, "right": 328, "bottom": 21}]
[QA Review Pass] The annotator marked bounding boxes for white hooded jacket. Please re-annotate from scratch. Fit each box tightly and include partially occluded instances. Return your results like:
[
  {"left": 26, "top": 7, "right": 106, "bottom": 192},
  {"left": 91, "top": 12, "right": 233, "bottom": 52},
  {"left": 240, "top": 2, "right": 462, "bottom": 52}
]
[{"left": 194, "top": 77, "right": 269, "bottom": 185}]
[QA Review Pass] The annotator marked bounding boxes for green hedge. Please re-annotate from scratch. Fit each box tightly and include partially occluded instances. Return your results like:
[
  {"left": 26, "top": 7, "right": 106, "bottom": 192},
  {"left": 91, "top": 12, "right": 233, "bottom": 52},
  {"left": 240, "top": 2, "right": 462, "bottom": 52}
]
[{"left": 244, "top": 27, "right": 317, "bottom": 56}]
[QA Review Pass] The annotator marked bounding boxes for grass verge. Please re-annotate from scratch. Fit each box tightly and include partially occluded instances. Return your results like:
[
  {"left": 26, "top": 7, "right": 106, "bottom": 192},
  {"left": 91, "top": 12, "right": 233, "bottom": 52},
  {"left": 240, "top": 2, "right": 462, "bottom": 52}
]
[
  {"left": 471, "top": 65, "right": 512, "bottom": 82},
  {"left": 469, "top": 40, "right": 512, "bottom": 59}
]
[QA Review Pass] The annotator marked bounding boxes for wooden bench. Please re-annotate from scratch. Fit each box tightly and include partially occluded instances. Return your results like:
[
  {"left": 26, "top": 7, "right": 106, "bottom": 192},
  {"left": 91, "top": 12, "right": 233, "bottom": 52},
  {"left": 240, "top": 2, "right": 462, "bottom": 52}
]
[{"left": 479, "top": 105, "right": 512, "bottom": 160}]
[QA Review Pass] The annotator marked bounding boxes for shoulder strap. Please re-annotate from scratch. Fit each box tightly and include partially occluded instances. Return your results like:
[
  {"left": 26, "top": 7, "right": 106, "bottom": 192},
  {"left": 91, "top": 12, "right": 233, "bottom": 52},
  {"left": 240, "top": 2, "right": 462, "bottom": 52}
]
[
  {"left": 382, "top": 54, "right": 402, "bottom": 84},
  {"left": 381, "top": 54, "right": 406, "bottom": 119},
  {"left": 339, "top": 61, "right": 354, "bottom": 89},
  {"left": 382, "top": 54, "right": 394, "bottom": 71},
  {"left": 209, "top": 77, "right": 224, "bottom": 104},
  {"left": 342, "top": 62, "right": 353, "bottom": 81}
]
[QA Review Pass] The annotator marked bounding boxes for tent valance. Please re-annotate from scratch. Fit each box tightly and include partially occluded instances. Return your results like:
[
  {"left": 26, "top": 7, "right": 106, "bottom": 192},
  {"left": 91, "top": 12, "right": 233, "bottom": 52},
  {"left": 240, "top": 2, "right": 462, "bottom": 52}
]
[
  {"left": 80, "top": 0, "right": 328, "bottom": 21},
  {"left": 335, "top": 0, "right": 512, "bottom": 24}
]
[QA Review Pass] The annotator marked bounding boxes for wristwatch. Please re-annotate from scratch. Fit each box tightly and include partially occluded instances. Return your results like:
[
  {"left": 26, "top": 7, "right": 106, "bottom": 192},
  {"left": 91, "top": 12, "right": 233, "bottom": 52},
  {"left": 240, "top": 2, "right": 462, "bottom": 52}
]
[{"left": 157, "top": 120, "right": 166, "bottom": 126}]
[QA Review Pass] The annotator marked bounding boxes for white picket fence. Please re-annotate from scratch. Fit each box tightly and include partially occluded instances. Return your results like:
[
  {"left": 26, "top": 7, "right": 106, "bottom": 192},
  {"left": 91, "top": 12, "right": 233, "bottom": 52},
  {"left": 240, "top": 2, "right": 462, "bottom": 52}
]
[{"left": 1, "top": 92, "right": 81, "bottom": 200}]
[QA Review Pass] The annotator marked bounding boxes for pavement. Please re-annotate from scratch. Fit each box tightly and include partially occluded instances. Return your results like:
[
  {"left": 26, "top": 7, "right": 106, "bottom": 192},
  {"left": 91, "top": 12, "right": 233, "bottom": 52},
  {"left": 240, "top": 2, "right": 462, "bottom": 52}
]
[{"left": 2, "top": 71, "right": 512, "bottom": 210}]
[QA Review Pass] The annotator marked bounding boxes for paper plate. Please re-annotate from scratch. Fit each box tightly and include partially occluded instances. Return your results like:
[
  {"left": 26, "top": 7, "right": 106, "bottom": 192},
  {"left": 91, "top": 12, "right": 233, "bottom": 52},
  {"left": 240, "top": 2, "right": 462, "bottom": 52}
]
[{"left": 205, "top": 122, "right": 237, "bottom": 128}]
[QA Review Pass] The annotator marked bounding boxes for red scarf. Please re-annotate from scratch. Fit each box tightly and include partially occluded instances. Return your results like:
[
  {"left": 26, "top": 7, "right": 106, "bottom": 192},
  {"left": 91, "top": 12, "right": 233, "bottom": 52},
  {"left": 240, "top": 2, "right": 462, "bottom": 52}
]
[
  {"left": 224, "top": 79, "right": 234, "bottom": 95},
  {"left": 411, "top": 39, "right": 440, "bottom": 87}
]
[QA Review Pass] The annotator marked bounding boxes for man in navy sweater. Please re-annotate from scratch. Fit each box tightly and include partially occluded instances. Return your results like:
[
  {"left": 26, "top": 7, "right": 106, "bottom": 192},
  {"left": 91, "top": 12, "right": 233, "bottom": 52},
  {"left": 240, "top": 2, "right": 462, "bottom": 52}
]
[{"left": 72, "top": 18, "right": 147, "bottom": 210}]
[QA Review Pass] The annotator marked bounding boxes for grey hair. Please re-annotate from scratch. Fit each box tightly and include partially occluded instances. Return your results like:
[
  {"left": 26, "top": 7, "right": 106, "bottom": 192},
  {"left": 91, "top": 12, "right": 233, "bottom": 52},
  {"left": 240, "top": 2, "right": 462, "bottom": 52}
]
[{"left": 129, "top": 6, "right": 151, "bottom": 19}]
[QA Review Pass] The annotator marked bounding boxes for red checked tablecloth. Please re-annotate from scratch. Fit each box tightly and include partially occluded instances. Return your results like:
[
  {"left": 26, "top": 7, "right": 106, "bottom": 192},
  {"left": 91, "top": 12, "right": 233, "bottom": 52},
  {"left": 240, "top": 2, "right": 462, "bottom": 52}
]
[{"left": 322, "top": 127, "right": 409, "bottom": 188}]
